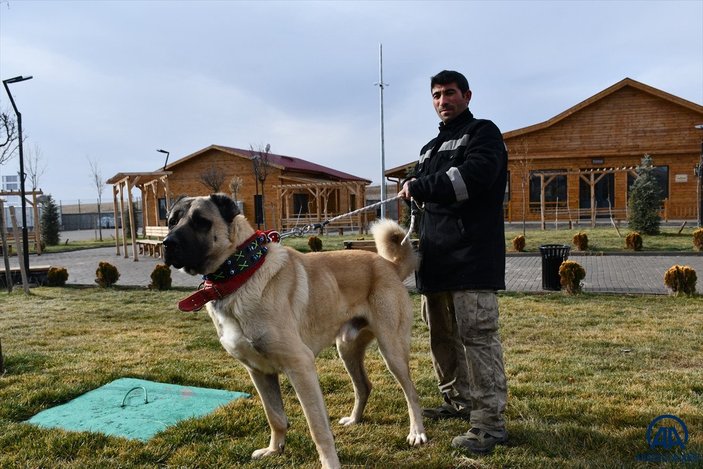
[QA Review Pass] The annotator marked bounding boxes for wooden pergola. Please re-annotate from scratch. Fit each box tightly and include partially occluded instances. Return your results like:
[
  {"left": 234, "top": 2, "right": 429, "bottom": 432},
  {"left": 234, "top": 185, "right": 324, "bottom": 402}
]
[
  {"left": 0, "top": 190, "right": 45, "bottom": 255},
  {"left": 533, "top": 165, "right": 644, "bottom": 229},
  {"left": 274, "top": 177, "right": 369, "bottom": 233},
  {"left": 106, "top": 172, "right": 171, "bottom": 261}
]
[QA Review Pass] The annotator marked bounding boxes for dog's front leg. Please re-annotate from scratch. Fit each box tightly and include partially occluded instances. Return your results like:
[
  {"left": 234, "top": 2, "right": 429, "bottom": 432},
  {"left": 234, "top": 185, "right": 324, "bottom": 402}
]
[
  {"left": 284, "top": 350, "right": 341, "bottom": 469},
  {"left": 246, "top": 367, "right": 288, "bottom": 460}
]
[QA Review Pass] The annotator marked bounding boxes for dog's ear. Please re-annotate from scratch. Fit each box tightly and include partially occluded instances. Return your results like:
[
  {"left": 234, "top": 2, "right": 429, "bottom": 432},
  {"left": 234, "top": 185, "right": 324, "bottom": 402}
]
[{"left": 209, "top": 193, "right": 240, "bottom": 224}]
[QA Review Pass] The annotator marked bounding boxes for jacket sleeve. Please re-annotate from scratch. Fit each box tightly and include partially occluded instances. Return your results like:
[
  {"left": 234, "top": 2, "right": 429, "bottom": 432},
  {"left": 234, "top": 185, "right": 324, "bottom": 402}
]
[{"left": 409, "top": 120, "right": 506, "bottom": 204}]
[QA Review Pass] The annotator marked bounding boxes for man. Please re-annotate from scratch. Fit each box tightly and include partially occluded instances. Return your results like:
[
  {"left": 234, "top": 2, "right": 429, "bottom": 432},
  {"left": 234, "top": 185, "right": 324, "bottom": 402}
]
[{"left": 398, "top": 70, "right": 508, "bottom": 454}]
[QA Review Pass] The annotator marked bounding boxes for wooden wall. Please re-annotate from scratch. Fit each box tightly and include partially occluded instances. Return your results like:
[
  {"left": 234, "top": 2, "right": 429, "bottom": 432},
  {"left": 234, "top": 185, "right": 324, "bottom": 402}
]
[{"left": 504, "top": 83, "right": 703, "bottom": 222}]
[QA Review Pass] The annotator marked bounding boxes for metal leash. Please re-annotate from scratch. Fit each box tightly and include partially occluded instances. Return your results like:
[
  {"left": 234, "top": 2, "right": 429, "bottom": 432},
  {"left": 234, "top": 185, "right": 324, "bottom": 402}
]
[{"left": 279, "top": 195, "right": 405, "bottom": 239}]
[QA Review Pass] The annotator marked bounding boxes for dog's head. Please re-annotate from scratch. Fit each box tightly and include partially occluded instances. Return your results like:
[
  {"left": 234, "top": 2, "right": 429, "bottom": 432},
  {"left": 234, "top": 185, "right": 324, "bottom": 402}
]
[{"left": 163, "top": 193, "right": 241, "bottom": 275}]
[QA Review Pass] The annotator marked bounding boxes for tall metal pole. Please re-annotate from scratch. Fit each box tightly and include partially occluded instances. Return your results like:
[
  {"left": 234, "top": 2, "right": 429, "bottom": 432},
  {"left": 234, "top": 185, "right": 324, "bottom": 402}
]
[
  {"left": 375, "top": 44, "right": 388, "bottom": 219},
  {"left": 696, "top": 125, "right": 703, "bottom": 228},
  {"left": 3, "top": 75, "right": 33, "bottom": 272}
]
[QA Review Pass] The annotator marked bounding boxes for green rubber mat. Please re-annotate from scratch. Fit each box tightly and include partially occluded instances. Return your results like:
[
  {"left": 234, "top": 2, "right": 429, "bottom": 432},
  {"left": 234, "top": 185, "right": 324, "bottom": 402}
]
[{"left": 27, "top": 377, "right": 250, "bottom": 441}]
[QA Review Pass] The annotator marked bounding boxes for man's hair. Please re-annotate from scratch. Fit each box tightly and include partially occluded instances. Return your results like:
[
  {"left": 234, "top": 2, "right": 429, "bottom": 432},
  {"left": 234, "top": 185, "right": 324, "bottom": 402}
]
[{"left": 431, "top": 70, "right": 470, "bottom": 94}]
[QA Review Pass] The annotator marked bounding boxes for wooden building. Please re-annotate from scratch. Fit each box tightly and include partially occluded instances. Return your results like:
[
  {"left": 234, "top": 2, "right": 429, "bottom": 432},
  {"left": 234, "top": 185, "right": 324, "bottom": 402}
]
[
  {"left": 107, "top": 145, "right": 370, "bottom": 259},
  {"left": 386, "top": 78, "right": 703, "bottom": 226}
]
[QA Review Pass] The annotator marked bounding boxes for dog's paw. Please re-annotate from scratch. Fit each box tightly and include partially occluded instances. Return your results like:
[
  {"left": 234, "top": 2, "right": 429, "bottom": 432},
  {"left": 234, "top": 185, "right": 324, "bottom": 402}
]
[
  {"left": 252, "top": 446, "right": 283, "bottom": 459},
  {"left": 338, "top": 416, "right": 360, "bottom": 426},
  {"left": 406, "top": 432, "right": 428, "bottom": 446}
]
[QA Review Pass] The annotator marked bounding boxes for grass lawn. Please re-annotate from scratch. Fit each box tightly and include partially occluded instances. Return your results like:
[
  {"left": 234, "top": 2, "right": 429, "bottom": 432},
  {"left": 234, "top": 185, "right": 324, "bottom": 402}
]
[
  {"left": 33, "top": 223, "right": 702, "bottom": 256},
  {"left": 1, "top": 288, "right": 701, "bottom": 468}
]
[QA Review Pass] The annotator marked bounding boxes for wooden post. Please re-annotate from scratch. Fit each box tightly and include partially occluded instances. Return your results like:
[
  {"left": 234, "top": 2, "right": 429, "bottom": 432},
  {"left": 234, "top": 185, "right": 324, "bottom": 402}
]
[
  {"left": 0, "top": 200, "right": 13, "bottom": 293},
  {"left": 9, "top": 207, "right": 29, "bottom": 294},
  {"left": 539, "top": 173, "right": 546, "bottom": 230},
  {"left": 112, "top": 185, "right": 121, "bottom": 256},
  {"left": 126, "top": 178, "right": 138, "bottom": 261}
]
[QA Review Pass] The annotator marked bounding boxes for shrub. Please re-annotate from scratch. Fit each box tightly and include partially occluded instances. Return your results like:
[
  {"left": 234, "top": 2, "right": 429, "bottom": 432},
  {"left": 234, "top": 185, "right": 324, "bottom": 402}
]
[
  {"left": 625, "top": 232, "right": 643, "bottom": 251},
  {"left": 572, "top": 232, "right": 588, "bottom": 251},
  {"left": 693, "top": 228, "right": 703, "bottom": 251},
  {"left": 46, "top": 266, "right": 69, "bottom": 286},
  {"left": 559, "top": 260, "right": 586, "bottom": 295},
  {"left": 95, "top": 261, "right": 120, "bottom": 288},
  {"left": 308, "top": 236, "right": 323, "bottom": 252},
  {"left": 149, "top": 264, "right": 172, "bottom": 291},
  {"left": 663, "top": 265, "right": 697, "bottom": 296},
  {"left": 512, "top": 235, "right": 526, "bottom": 252}
]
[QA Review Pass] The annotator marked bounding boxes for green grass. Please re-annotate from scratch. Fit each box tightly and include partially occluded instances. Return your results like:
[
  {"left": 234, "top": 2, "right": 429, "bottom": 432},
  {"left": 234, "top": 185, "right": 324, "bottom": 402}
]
[
  {"left": 26, "top": 223, "right": 700, "bottom": 256},
  {"left": 1, "top": 288, "right": 701, "bottom": 468},
  {"left": 504, "top": 225, "right": 700, "bottom": 253}
]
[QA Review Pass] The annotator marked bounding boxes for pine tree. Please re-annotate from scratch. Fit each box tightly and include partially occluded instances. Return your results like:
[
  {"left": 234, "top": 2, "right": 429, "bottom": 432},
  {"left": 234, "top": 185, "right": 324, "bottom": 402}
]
[
  {"left": 627, "top": 154, "right": 663, "bottom": 235},
  {"left": 40, "top": 195, "right": 61, "bottom": 246}
]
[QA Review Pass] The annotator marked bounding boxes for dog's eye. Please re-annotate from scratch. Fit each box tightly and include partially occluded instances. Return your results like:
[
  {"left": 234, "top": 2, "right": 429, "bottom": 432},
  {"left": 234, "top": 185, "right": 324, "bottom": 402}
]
[{"left": 167, "top": 214, "right": 180, "bottom": 228}]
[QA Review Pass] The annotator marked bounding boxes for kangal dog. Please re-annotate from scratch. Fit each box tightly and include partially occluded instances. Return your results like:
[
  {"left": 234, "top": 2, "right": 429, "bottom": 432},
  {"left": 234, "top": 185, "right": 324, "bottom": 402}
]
[{"left": 163, "top": 194, "right": 426, "bottom": 469}]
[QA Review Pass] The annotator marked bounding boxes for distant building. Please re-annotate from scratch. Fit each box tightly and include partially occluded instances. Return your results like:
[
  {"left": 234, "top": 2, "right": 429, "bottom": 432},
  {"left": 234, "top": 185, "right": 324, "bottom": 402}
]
[
  {"left": 385, "top": 78, "right": 703, "bottom": 226},
  {"left": 107, "top": 145, "right": 372, "bottom": 241}
]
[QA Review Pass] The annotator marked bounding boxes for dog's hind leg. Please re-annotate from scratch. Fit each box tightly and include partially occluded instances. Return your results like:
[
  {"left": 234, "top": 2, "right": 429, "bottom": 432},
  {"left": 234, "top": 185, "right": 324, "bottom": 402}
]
[
  {"left": 373, "top": 312, "right": 428, "bottom": 446},
  {"left": 247, "top": 368, "right": 289, "bottom": 460},
  {"left": 336, "top": 327, "right": 375, "bottom": 425}
]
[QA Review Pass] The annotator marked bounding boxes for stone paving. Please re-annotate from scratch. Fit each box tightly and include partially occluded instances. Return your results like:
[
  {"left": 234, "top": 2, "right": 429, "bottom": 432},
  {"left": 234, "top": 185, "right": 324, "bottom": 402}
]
[{"left": 5, "top": 245, "right": 702, "bottom": 295}]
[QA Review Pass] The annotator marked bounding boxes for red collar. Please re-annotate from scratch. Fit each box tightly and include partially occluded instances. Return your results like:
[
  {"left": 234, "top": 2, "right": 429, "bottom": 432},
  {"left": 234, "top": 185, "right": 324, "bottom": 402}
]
[{"left": 177, "top": 230, "right": 279, "bottom": 312}]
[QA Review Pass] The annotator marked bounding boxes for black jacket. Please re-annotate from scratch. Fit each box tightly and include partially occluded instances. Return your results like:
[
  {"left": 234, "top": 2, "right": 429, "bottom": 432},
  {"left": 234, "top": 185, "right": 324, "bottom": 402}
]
[{"left": 409, "top": 109, "right": 507, "bottom": 293}]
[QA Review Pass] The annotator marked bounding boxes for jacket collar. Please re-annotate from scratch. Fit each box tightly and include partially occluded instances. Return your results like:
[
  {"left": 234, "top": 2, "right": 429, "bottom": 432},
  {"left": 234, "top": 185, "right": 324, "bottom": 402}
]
[{"left": 438, "top": 108, "right": 474, "bottom": 132}]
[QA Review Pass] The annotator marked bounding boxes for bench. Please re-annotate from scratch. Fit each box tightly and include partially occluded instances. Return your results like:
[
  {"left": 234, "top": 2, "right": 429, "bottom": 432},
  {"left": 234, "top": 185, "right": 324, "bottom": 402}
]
[
  {"left": 136, "top": 226, "right": 169, "bottom": 258},
  {"left": 344, "top": 239, "right": 419, "bottom": 252},
  {"left": 0, "top": 235, "right": 37, "bottom": 256},
  {"left": 0, "top": 264, "right": 52, "bottom": 287}
]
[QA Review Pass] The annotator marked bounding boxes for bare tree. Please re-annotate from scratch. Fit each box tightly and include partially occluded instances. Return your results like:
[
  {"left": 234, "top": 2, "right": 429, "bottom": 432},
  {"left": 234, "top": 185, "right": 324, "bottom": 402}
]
[
  {"left": 88, "top": 156, "right": 105, "bottom": 241},
  {"left": 199, "top": 164, "right": 226, "bottom": 193},
  {"left": 251, "top": 143, "right": 271, "bottom": 227},
  {"left": 25, "top": 143, "right": 47, "bottom": 191},
  {"left": 228, "top": 175, "right": 243, "bottom": 201},
  {"left": 0, "top": 111, "right": 21, "bottom": 166},
  {"left": 512, "top": 139, "right": 532, "bottom": 236}
]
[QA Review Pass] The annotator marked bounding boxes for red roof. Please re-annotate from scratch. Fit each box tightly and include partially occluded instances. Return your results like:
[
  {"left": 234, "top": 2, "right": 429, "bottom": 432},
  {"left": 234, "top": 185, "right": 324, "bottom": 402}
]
[{"left": 167, "top": 145, "right": 370, "bottom": 183}]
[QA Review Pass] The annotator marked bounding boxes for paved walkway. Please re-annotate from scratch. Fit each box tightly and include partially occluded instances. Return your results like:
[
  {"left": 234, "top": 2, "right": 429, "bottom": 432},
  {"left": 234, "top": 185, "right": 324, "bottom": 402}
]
[{"left": 4, "top": 245, "right": 702, "bottom": 295}]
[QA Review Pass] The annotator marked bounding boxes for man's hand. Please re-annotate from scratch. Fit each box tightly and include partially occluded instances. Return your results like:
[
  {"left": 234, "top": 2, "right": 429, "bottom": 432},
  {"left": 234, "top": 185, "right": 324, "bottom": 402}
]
[{"left": 398, "top": 179, "right": 415, "bottom": 200}]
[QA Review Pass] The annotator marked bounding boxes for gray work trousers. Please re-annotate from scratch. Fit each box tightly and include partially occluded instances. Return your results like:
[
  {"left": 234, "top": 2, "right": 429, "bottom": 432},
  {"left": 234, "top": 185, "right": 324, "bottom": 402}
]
[{"left": 421, "top": 290, "right": 507, "bottom": 432}]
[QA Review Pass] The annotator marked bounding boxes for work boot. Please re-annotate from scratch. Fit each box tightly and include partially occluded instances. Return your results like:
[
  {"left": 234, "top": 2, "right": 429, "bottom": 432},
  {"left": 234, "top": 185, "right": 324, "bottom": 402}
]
[
  {"left": 422, "top": 402, "right": 471, "bottom": 420},
  {"left": 451, "top": 427, "right": 508, "bottom": 454}
]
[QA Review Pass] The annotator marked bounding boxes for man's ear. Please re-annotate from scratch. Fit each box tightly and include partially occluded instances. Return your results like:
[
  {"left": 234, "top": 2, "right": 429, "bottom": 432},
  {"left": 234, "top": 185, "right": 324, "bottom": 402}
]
[
  {"left": 209, "top": 193, "right": 240, "bottom": 224},
  {"left": 464, "top": 89, "right": 472, "bottom": 105}
]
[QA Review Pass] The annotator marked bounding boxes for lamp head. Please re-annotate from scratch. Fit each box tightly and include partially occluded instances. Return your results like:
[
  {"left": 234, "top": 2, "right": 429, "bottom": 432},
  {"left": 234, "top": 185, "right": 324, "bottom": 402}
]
[{"left": 3, "top": 75, "right": 33, "bottom": 84}]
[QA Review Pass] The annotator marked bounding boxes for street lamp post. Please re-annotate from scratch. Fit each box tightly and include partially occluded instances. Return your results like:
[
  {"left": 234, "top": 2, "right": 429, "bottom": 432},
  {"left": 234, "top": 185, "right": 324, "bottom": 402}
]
[
  {"left": 156, "top": 149, "right": 170, "bottom": 171},
  {"left": 3, "top": 75, "right": 33, "bottom": 272},
  {"left": 695, "top": 124, "right": 703, "bottom": 228}
]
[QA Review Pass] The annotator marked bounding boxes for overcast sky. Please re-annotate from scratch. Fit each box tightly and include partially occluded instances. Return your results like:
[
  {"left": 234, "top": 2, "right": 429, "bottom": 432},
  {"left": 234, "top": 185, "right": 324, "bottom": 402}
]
[{"left": 1, "top": 0, "right": 701, "bottom": 203}]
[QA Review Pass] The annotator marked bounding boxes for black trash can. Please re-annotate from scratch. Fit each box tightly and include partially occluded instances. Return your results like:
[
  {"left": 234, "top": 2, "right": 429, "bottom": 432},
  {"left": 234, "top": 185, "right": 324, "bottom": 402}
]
[{"left": 539, "top": 244, "right": 570, "bottom": 291}]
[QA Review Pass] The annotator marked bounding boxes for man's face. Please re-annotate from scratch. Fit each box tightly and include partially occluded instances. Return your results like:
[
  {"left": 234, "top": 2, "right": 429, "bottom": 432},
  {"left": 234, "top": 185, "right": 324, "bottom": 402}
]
[{"left": 432, "top": 83, "right": 472, "bottom": 123}]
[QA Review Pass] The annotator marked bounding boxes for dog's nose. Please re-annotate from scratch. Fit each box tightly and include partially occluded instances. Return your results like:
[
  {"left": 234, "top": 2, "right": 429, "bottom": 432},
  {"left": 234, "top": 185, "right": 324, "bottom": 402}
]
[{"left": 162, "top": 235, "right": 177, "bottom": 250}]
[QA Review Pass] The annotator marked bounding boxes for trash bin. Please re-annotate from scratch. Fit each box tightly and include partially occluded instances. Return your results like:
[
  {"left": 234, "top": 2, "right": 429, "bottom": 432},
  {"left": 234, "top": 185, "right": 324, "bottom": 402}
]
[{"left": 539, "top": 244, "right": 570, "bottom": 291}]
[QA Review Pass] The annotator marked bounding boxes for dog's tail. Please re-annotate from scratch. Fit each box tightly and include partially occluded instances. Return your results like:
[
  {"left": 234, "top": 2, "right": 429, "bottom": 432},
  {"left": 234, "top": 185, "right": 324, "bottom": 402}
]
[{"left": 370, "top": 219, "right": 417, "bottom": 281}]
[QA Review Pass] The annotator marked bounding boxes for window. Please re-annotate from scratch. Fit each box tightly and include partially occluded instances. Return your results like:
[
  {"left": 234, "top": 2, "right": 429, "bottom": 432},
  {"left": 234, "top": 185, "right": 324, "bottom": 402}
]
[
  {"left": 293, "top": 193, "right": 309, "bottom": 215},
  {"left": 350, "top": 194, "right": 357, "bottom": 211},
  {"left": 158, "top": 198, "right": 168, "bottom": 220},
  {"left": 627, "top": 166, "right": 669, "bottom": 199},
  {"left": 529, "top": 170, "right": 567, "bottom": 208},
  {"left": 2, "top": 175, "right": 19, "bottom": 191},
  {"left": 579, "top": 171, "right": 615, "bottom": 212}
]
